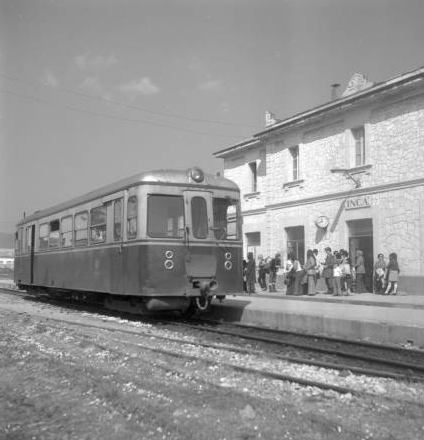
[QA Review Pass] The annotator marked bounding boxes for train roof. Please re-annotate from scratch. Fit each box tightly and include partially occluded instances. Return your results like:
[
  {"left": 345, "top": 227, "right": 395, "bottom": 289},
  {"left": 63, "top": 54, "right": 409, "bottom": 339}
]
[{"left": 17, "top": 168, "right": 239, "bottom": 226}]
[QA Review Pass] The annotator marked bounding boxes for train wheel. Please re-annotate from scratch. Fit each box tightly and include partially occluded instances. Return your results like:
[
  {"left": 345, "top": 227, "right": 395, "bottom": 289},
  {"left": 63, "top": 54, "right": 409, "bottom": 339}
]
[{"left": 180, "top": 299, "right": 197, "bottom": 318}]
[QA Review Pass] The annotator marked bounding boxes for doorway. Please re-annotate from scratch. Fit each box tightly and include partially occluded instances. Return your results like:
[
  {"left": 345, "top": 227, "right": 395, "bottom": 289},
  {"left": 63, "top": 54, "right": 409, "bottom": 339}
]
[
  {"left": 245, "top": 232, "right": 260, "bottom": 260},
  {"left": 286, "top": 226, "right": 305, "bottom": 265},
  {"left": 348, "top": 219, "right": 373, "bottom": 292}
]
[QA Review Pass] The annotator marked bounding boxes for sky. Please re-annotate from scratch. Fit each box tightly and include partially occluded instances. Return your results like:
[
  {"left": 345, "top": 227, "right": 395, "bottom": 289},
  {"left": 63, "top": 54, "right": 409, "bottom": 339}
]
[{"left": 1, "top": 0, "right": 424, "bottom": 234}]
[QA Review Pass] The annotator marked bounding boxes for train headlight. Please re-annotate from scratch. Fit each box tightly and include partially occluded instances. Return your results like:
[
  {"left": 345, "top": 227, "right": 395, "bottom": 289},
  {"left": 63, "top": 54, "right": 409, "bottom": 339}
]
[
  {"left": 165, "top": 250, "right": 174, "bottom": 259},
  {"left": 225, "top": 252, "right": 232, "bottom": 260},
  {"left": 189, "top": 167, "right": 204, "bottom": 183},
  {"left": 164, "top": 260, "right": 174, "bottom": 270},
  {"left": 224, "top": 261, "right": 232, "bottom": 270}
]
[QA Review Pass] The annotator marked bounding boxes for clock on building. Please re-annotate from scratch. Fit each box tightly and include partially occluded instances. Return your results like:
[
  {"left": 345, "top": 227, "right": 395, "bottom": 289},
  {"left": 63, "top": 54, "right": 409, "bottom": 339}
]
[{"left": 315, "top": 215, "right": 330, "bottom": 229}]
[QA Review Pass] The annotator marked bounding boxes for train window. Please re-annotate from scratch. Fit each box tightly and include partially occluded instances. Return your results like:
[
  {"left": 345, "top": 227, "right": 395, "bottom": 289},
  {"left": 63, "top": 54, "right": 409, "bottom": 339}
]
[
  {"left": 147, "top": 195, "right": 184, "bottom": 238},
  {"left": 16, "top": 228, "right": 24, "bottom": 255},
  {"left": 75, "top": 212, "right": 88, "bottom": 246},
  {"left": 213, "top": 198, "right": 240, "bottom": 240},
  {"left": 127, "top": 196, "right": 137, "bottom": 239},
  {"left": 191, "top": 197, "right": 208, "bottom": 239},
  {"left": 113, "top": 199, "right": 123, "bottom": 241},
  {"left": 61, "top": 216, "right": 73, "bottom": 247},
  {"left": 25, "top": 226, "right": 32, "bottom": 253},
  {"left": 15, "top": 230, "right": 19, "bottom": 255},
  {"left": 39, "top": 223, "right": 49, "bottom": 249},
  {"left": 49, "top": 220, "right": 60, "bottom": 248},
  {"left": 90, "top": 206, "right": 107, "bottom": 243}
]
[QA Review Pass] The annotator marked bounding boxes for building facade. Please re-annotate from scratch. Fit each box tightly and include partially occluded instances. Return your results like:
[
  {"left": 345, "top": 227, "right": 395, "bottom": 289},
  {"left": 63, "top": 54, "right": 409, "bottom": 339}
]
[{"left": 214, "top": 67, "right": 424, "bottom": 294}]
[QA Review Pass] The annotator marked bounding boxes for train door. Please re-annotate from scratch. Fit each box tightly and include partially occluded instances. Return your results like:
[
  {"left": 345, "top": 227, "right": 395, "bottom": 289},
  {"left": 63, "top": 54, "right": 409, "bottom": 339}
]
[
  {"left": 183, "top": 191, "right": 216, "bottom": 278},
  {"left": 110, "top": 198, "right": 124, "bottom": 294},
  {"left": 27, "top": 225, "right": 35, "bottom": 284},
  {"left": 183, "top": 191, "right": 213, "bottom": 241}
]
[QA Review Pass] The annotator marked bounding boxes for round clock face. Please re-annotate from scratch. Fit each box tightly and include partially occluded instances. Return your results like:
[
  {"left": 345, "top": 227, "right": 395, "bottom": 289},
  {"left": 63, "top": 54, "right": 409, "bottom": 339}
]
[{"left": 316, "top": 215, "right": 329, "bottom": 228}]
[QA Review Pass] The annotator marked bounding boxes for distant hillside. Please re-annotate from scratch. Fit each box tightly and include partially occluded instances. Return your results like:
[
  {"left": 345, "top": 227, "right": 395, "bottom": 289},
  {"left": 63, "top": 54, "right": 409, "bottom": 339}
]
[
  {"left": 0, "top": 249, "right": 14, "bottom": 257},
  {"left": 0, "top": 232, "right": 14, "bottom": 249}
]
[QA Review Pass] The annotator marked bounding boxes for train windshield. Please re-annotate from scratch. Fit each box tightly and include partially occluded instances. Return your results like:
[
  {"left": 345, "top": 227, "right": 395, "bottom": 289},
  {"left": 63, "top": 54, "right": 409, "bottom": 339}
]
[
  {"left": 147, "top": 195, "right": 185, "bottom": 238},
  {"left": 212, "top": 198, "right": 240, "bottom": 240},
  {"left": 191, "top": 196, "right": 208, "bottom": 239}
]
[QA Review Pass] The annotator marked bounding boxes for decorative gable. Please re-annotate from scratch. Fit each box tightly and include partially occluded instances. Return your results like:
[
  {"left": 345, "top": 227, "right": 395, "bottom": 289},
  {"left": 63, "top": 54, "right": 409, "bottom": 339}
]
[
  {"left": 265, "top": 111, "right": 280, "bottom": 127},
  {"left": 342, "top": 73, "right": 374, "bottom": 97}
]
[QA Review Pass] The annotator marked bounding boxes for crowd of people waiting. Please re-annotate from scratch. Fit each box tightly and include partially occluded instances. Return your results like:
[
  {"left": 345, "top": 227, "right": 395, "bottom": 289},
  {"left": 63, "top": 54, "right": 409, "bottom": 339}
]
[{"left": 242, "top": 248, "right": 400, "bottom": 296}]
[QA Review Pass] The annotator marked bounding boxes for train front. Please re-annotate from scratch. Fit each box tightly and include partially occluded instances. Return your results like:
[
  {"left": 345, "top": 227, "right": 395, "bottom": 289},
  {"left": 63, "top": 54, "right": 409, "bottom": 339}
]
[{"left": 122, "top": 167, "right": 243, "bottom": 315}]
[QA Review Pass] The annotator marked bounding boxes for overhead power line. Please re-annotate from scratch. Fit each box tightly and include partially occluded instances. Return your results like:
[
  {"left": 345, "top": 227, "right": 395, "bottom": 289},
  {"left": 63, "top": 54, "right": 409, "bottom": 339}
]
[
  {"left": 1, "top": 88, "right": 242, "bottom": 139},
  {"left": 0, "top": 72, "right": 259, "bottom": 129}
]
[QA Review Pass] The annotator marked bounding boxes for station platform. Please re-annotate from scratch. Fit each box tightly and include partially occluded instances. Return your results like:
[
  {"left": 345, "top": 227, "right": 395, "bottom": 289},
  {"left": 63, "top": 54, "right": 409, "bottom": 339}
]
[
  {"left": 207, "top": 290, "right": 424, "bottom": 347},
  {"left": 2, "top": 278, "right": 424, "bottom": 347}
]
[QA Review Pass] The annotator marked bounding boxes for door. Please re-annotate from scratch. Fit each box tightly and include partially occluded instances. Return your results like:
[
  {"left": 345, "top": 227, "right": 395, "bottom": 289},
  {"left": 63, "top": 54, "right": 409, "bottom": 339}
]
[
  {"left": 245, "top": 232, "right": 260, "bottom": 260},
  {"left": 349, "top": 235, "right": 373, "bottom": 292},
  {"left": 29, "top": 225, "right": 35, "bottom": 284},
  {"left": 183, "top": 191, "right": 213, "bottom": 241},
  {"left": 183, "top": 191, "right": 216, "bottom": 278},
  {"left": 111, "top": 198, "right": 124, "bottom": 294},
  {"left": 286, "top": 226, "right": 305, "bottom": 265}
]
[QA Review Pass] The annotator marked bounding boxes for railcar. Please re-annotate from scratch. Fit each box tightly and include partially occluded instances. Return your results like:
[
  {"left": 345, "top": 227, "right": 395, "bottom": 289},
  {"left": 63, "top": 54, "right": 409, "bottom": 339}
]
[{"left": 14, "top": 167, "right": 243, "bottom": 314}]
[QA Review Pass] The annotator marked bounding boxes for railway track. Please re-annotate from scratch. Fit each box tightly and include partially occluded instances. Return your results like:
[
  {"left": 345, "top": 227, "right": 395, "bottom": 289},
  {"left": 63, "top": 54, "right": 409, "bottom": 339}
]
[
  {"left": 175, "top": 319, "right": 424, "bottom": 377},
  {"left": 1, "top": 287, "right": 424, "bottom": 402},
  {"left": 1, "top": 300, "right": 418, "bottom": 403}
]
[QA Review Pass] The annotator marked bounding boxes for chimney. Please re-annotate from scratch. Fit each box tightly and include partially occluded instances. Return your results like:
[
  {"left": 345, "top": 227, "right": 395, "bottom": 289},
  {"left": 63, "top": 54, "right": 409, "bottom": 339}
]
[{"left": 331, "top": 83, "right": 340, "bottom": 100}]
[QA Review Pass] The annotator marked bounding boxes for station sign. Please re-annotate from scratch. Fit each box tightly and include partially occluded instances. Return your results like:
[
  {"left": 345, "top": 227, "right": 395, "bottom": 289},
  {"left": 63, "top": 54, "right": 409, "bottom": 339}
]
[{"left": 345, "top": 196, "right": 371, "bottom": 210}]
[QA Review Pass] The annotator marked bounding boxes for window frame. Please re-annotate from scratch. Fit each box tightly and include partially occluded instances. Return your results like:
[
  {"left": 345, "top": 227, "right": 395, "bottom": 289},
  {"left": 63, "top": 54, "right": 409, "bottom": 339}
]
[
  {"left": 245, "top": 231, "right": 260, "bottom": 247},
  {"left": 147, "top": 195, "right": 185, "bottom": 239},
  {"left": 48, "top": 219, "right": 60, "bottom": 249},
  {"left": 190, "top": 196, "right": 209, "bottom": 239},
  {"left": 16, "top": 227, "right": 24, "bottom": 255},
  {"left": 248, "top": 161, "right": 257, "bottom": 193},
  {"left": 74, "top": 211, "right": 89, "bottom": 247},
  {"left": 89, "top": 205, "right": 107, "bottom": 244},
  {"left": 212, "top": 197, "right": 240, "bottom": 241},
  {"left": 352, "top": 126, "right": 365, "bottom": 167},
  {"left": 127, "top": 196, "right": 138, "bottom": 240},
  {"left": 113, "top": 198, "right": 123, "bottom": 242},
  {"left": 39, "top": 223, "right": 49, "bottom": 250},
  {"left": 25, "top": 226, "right": 33, "bottom": 254},
  {"left": 61, "top": 215, "right": 73, "bottom": 248},
  {"left": 289, "top": 146, "right": 299, "bottom": 181}
]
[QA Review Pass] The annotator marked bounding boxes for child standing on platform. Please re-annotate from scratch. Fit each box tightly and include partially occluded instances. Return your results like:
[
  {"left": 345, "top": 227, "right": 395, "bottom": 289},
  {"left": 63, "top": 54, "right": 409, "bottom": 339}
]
[
  {"left": 333, "top": 252, "right": 342, "bottom": 296},
  {"left": 340, "top": 249, "right": 352, "bottom": 295},
  {"left": 374, "top": 253, "right": 386, "bottom": 294}
]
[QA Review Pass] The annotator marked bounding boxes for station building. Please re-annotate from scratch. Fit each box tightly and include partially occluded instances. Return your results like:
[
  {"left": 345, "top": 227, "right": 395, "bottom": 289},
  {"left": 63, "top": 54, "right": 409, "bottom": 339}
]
[{"left": 213, "top": 66, "right": 424, "bottom": 294}]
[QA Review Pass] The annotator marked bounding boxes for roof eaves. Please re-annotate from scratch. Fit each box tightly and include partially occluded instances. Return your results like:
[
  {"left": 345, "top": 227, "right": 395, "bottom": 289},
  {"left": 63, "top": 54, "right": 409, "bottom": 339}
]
[
  {"left": 254, "top": 65, "right": 424, "bottom": 138},
  {"left": 213, "top": 138, "right": 261, "bottom": 158}
]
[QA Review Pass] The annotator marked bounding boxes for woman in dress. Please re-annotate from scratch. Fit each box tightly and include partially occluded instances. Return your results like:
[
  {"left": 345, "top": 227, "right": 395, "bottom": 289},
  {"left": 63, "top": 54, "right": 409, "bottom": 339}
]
[
  {"left": 355, "top": 249, "right": 366, "bottom": 293},
  {"left": 305, "top": 249, "right": 317, "bottom": 296},
  {"left": 384, "top": 252, "right": 400, "bottom": 295}
]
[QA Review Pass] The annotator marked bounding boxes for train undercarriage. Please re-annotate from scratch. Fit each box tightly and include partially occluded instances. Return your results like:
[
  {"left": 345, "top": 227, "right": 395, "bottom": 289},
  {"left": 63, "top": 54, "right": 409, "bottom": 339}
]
[{"left": 21, "top": 284, "right": 225, "bottom": 316}]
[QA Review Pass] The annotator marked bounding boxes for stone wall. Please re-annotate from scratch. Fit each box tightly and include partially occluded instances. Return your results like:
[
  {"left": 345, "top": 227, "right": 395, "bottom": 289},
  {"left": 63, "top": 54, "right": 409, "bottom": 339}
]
[{"left": 222, "top": 86, "right": 424, "bottom": 293}]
